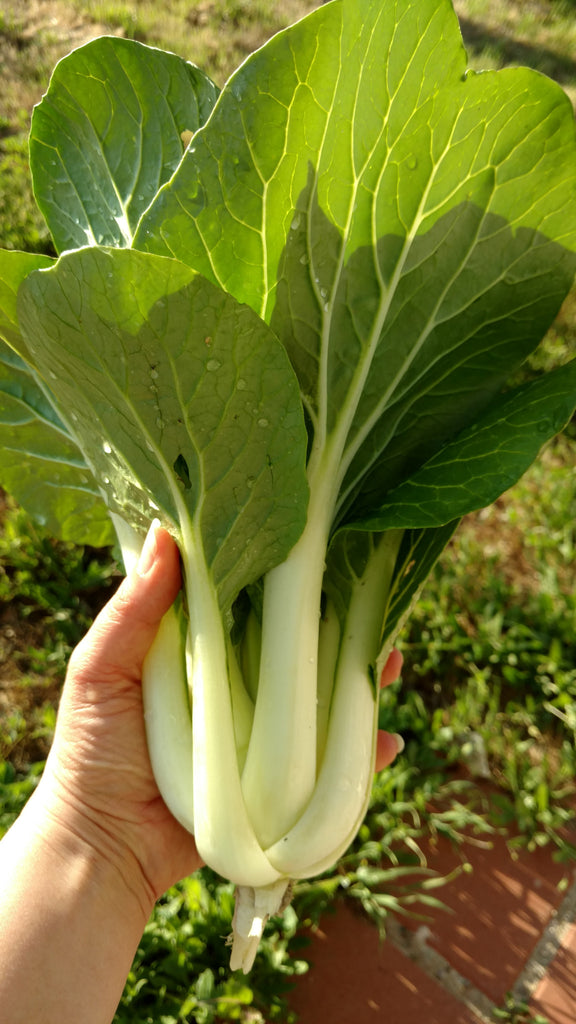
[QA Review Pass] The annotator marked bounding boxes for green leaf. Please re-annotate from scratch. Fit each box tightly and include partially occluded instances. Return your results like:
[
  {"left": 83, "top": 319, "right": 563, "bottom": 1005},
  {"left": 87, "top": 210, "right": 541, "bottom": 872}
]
[
  {"left": 17, "top": 248, "right": 309, "bottom": 607},
  {"left": 195, "top": 967, "right": 215, "bottom": 1001},
  {"left": 325, "top": 521, "right": 459, "bottom": 655},
  {"left": 30, "top": 36, "right": 219, "bottom": 253},
  {"left": 360, "top": 360, "right": 576, "bottom": 530},
  {"left": 136, "top": 0, "right": 576, "bottom": 529},
  {"left": 0, "top": 338, "right": 114, "bottom": 545},
  {"left": 0, "top": 249, "right": 55, "bottom": 365},
  {"left": 0, "top": 249, "right": 113, "bottom": 544},
  {"left": 381, "top": 524, "right": 460, "bottom": 646}
]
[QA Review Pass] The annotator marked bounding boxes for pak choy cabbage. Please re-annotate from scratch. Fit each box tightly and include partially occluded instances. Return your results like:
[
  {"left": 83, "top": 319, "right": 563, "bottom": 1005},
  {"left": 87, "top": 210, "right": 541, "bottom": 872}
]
[{"left": 1, "top": 0, "right": 576, "bottom": 971}]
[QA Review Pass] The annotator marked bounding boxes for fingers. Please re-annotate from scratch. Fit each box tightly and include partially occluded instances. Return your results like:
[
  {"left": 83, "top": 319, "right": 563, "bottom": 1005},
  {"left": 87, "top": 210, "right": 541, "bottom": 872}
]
[
  {"left": 375, "top": 730, "right": 405, "bottom": 772},
  {"left": 380, "top": 647, "right": 403, "bottom": 688},
  {"left": 375, "top": 646, "right": 404, "bottom": 772},
  {"left": 67, "top": 523, "right": 182, "bottom": 688}
]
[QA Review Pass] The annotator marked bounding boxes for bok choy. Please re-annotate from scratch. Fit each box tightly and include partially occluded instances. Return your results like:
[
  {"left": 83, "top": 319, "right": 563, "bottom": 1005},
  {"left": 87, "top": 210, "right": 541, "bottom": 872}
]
[{"left": 1, "top": 0, "right": 576, "bottom": 971}]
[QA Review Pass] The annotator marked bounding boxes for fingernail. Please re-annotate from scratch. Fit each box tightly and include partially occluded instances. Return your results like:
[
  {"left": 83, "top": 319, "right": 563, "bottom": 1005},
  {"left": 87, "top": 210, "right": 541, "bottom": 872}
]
[
  {"left": 137, "top": 519, "right": 161, "bottom": 576},
  {"left": 393, "top": 733, "right": 405, "bottom": 755}
]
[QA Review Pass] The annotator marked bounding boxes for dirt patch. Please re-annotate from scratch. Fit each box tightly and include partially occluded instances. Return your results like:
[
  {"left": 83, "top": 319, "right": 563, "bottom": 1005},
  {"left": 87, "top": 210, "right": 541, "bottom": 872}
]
[
  {"left": 11, "top": 0, "right": 113, "bottom": 49},
  {"left": 0, "top": 0, "right": 116, "bottom": 120},
  {"left": 463, "top": 501, "right": 543, "bottom": 596}
]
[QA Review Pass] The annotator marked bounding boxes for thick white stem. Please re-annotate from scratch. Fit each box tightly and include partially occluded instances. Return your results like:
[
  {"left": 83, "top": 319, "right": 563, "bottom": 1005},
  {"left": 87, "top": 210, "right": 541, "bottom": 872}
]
[
  {"left": 263, "top": 530, "right": 403, "bottom": 877},
  {"left": 186, "top": 536, "right": 281, "bottom": 888},
  {"left": 226, "top": 638, "right": 254, "bottom": 773},
  {"left": 142, "top": 604, "right": 195, "bottom": 832},
  {"left": 111, "top": 515, "right": 197, "bottom": 833},
  {"left": 240, "top": 478, "right": 333, "bottom": 849},
  {"left": 316, "top": 599, "right": 341, "bottom": 767}
]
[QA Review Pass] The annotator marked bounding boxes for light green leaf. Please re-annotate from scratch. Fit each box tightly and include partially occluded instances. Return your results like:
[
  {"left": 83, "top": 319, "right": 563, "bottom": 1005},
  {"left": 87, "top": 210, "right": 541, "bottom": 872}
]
[
  {"left": 0, "top": 249, "right": 113, "bottom": 544},
  {"left": 30, "top": 36, "right": 219, "bottom": 253},
  {"left": 0, "top": 249, "right": 55, "bottom": 365},
  {"left": 17, "top": 247, "right": 308, "bottom": 607},
  {"left": 325, "top": 521, "right": 459, "bottom": 655},
  {"left": 137, "top": 0, "right": 576, "bottom": 530},
  {"left": 0, "top": 337, "right": 113, "bottom": 545},
  {"left": 0, "top": 410, "right": 114, "bottom": 548}
]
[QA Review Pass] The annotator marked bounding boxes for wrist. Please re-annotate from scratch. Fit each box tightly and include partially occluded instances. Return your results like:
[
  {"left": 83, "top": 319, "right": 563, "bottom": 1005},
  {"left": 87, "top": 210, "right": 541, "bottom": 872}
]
[
  {"left": 0, "top": 787, "right": 153, "bottom": 1024},
  {"left": 25, "top": 771, "right": 157, "bottom": 925}
]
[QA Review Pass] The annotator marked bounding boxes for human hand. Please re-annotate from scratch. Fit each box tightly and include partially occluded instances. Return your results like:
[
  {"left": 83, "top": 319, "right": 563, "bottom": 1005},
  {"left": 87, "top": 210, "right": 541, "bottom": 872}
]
[
  {"left": 376, "top": 647, "right": 404, "bottom": 771},
  {"left": 37, "top": 524, "right": 202, "bottom": 913}
]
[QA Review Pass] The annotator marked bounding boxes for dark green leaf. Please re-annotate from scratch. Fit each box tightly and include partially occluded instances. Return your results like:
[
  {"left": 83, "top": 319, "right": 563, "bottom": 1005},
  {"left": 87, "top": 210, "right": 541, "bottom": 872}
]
[
  {"left": 358, "top": 360, "right": 576, "bottom": 530},
  {"left": 30, "top": 36, "right": 219, "bottom": 253}
]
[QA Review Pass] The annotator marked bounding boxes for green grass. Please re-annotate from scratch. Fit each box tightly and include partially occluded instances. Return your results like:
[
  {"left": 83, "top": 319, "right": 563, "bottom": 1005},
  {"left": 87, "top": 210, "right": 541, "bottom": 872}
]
[
  {"left": 391, "top": 433, "right": 576, "bottom": 858},
  {"left": 68, "top": 0, "right": 317, "bottom": 84},
  {"left": 0, "top": 496, "right": 116, "bottom": 770},
  {"left": 454, "top": 0, "right": 576, "bottom": 107}
]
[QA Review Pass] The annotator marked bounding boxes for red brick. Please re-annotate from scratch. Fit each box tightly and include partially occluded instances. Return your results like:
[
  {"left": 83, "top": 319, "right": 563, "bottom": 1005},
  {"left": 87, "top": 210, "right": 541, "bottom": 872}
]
[
  {"left": 404, "top": 833, "right": 572, "bottom": 1003},
  {"left": 530, "top": 920, "right": 576, "bottom": 1024},
  {"left": 289, "top": 902, "right": 481, "bottom": 1024}
]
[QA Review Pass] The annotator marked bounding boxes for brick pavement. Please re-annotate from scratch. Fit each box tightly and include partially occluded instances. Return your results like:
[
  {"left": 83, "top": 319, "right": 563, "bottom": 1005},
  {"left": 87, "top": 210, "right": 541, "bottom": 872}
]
[{"left": 289, "top": 834, "right": 576, "bottom": 1023}]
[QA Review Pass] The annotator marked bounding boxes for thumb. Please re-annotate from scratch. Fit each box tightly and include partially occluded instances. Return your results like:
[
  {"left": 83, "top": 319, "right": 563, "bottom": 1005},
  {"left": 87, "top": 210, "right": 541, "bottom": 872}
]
[{"left": 67, "top": 524, "right": 182, "bottom": 689}]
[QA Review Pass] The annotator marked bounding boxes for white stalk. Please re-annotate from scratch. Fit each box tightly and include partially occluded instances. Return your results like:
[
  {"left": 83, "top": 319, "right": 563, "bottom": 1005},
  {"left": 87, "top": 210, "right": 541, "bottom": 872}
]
[
  {"left": 240, "top": 608, "right": 261, "bottom": 704},
  {"left": 185, "top": 528, "right": 281, "bottom": 888},
  {"left": 226, "top": 637, "right": 254, "bottom": 773},
  {"left": 142, "top": 603, "right": 195, "bottom": 832},
  {"left": 263, "top": 640, "right": 376, "bottom": 876},
  {"left": 263, "top": 530, "right": 403, "bottom": 877},
  {"left": 109, "top": 511, "right": 146, "bottom": 573},
  {"left": 316, "top": 598, "right": 341, "bottom": 767},
  {"left": 240, "top": 468, "right": 335, "bottom": 848},
  {"left": 111, "top": 514, "right": 197, "bottom": 832}
]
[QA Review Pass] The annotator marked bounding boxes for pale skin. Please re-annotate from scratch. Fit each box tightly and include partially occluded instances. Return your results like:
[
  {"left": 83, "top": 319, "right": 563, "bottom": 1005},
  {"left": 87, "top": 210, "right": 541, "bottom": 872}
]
[{"left": 0, "top": 524, "right": 403, "bottom": 1024}]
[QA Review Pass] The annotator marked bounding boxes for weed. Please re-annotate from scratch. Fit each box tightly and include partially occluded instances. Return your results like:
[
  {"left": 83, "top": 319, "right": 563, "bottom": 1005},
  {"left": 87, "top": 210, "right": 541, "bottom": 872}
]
[
  {"left": 493, "top": 991, "right": 549, "bottom": 1023},
  {"left": 0, "top": 758, "right": 43, "bottom": 836},
  {"left": 395, "top": 434, "right": 576, "bottom": 856},
  {"left": 0, "top": 132, "right": 53, "bottom": 254},
  {"left": 0, "top": 494, "right": 116, "bottom": 766},
  {"left": 118, "top": 871, "right": 304, "bottom": 1022}
]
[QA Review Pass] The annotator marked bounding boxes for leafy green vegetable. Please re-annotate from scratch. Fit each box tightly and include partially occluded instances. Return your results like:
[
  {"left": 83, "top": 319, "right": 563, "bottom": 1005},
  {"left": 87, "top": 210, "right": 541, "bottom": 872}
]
[
  {"left": 29, "top": 36, "right": 219, "bottom": 252},
  {"left": 0, "top": 250, "right": 113, "bottom": 544},
  {"left": 1, "top": 0, "right": 576, "bottom": 972},
  {"left": 17, "top": 246, "right": 308, "bottom": 609}
]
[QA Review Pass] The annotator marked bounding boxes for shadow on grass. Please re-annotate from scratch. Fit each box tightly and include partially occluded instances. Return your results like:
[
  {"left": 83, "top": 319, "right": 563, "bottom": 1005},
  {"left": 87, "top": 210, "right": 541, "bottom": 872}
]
[{"left": 460, "top": 15, "right": 576, "bottom": 91}]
